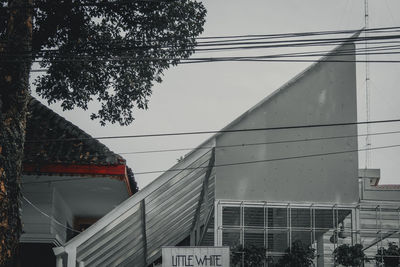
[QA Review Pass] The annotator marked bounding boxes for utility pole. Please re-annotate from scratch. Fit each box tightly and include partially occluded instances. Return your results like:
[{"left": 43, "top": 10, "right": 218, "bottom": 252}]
[
  {"left": 0, "top": 0, "right": 32, "bottom": 265},
  {"left": 364, "top": 0, "right": 371, "bottom": 169}
]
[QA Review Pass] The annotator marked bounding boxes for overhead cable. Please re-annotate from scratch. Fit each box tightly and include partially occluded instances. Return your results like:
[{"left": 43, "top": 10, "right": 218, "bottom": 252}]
[
  {"left": 24, "top": 118, "right": 400, "bottom": 143},
  {"left": 21, "top": 142, "right": 400, "bottom": 182}
]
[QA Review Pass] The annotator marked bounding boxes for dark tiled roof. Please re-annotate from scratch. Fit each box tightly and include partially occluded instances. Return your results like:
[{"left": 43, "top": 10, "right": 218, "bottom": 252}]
[
  {"left": 23, "top": 98, "right": 126, "bottom": 166},
  {"left": 127, "top": 167, "right": 139, "bottom": 194}
]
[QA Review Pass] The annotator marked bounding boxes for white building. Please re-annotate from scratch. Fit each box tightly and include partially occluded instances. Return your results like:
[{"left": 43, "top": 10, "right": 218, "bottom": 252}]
[{"left": 53, "top": 35, "right": 400, "bottom": 267}]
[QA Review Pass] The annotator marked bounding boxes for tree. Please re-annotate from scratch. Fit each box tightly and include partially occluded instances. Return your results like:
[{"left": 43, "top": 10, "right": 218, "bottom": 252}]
[
  {"left": 277, "top": 240, "right": 315, "bottom": 267},
  {"left": 231, "top": 244, "right": 267, "bottom": 267},
  {"left": 0, "top": 0, "right": 206, "bottom": 265},
  {"left": 376, "top": 242, "right": 400, "bottom": 267},
  {"left": 333, "top": 244, "right": 366, "bottom": 267}
]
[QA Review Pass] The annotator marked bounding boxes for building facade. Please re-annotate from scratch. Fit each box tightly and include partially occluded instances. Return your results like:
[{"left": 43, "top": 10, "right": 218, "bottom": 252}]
[
  {"left": 53, "top": 36, "right": 399, "bottom": 266},
  {"left": 18, "top": 98, "right": 137, "bottom": 267}
]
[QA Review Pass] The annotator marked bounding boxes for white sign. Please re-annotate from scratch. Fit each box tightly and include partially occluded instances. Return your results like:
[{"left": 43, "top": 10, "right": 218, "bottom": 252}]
[{"left": 162, "top": 247, "right": 230, "bottom": 267}]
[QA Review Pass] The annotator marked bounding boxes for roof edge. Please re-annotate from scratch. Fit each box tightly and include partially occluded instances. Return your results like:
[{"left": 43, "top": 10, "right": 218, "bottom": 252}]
[
  {"left": 27, "top": 96, "right": 125, "bottom": 165},
  {"left": 180, "top": 30, "right": 361, "bottom": 162}
]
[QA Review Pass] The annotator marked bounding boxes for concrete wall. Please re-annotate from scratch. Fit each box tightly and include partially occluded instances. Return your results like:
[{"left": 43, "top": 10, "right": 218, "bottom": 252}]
[
  {"left": 358, "top": 169, "right": 400, "bottom": 202},
  {"left": 361, "top": 185, "right": 400, "bottom": 202},
  {"left": 215, "top": 42, "right": 359, "bottom": 204}
]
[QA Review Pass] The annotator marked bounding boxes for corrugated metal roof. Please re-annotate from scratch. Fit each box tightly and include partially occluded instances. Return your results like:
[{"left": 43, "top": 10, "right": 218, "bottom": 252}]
[{"left": 55, "top": 147, "right": 215, "bottom": 266}]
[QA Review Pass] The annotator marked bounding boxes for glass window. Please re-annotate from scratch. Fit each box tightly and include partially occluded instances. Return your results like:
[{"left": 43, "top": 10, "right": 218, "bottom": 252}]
[
  {"left": 315, "top": 209, "right": 334, "bottom": 231},
  {"left": 291, "top": 208, "right": 311, "bottom": 229},
  {"left": 291, "top": 230, "right": 312, "bottom": 246},
  {"left": 244, "top": 207, "right": 264, "bottom": 228},
  {"left": 222, "top": 230, "right": 240, "bottom": 247},
  {"left": 223, "top": 206, "right": 240, "bottom": 227},
  {"left": 268, "top": 208, "right": 287, "bottom": 229},
  {"left": 337, "top": 209, "right": 352, "bottom": 229},
  {"left": 267, "top": 230, "right": 288, "bottom": 253},
  {"left": 244, "top": 230, "right": 264, "bottom": 248}
]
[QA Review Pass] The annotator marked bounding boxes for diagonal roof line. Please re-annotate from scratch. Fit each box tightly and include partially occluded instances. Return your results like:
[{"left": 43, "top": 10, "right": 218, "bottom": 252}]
[{"left": 180, "top": 30, "right": 362, "bottom": 163}]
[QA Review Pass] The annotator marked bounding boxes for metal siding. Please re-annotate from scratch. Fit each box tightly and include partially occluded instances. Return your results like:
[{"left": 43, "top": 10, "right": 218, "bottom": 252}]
[
  {"left": 72, "top": 149, "right": 214, "bottom": 267},
  {"left": 215, "top": 43, "right": 358, "bottom": 204}
]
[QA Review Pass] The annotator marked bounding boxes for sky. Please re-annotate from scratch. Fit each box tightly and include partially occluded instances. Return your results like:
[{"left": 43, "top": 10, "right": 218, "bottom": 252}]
[{"left": 31, "top": 0, "right": 400, "bottom": 189}]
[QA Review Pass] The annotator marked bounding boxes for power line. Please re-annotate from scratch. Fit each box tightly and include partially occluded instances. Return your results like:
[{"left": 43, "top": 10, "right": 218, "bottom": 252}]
[
  {"left": 24, "top": 118, "right": 400, "bottom": 143},
  {"left": 24, "top": 43, "right": 400, "bottom": 61},
  {"left": 135, "top": 143, "right": 400, "bottom": 175},
  {"left": 22, "top": 195, "right": 81, "bottom": 233},
  {"left": 21, "top": 142, "right": 400, "bottom": 182},
  {"left": 7, "top": 43, "right": 400, "bottom": 66},
  {"left": 26, "top": 34, "right": 400, "bottom": 56},
  {"left": 1, "top": 26, "right": 395, "bottom": 45},
  {"left": 2, "top": 30, "right": 400, "bottom": 58},
  {"left": 20, "top": 128, "right": 400, "bottom": 161},
  {"left": 117, "top": 129, "right": 400, "bottom": 156},
  {"left": 28, "top": 58, "right": 400, "bottom": 73},
  {"left": 196, "top": 26, "right": 400, "bottom": 40}
]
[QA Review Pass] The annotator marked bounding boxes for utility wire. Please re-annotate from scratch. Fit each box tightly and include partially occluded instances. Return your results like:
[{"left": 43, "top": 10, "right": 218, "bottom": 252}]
[
  {"left": 21, "top": 129, "right": 400, "bottom": 161},
  {"left": 19, "top": 34, "right": 400, "bottom": 55},
  {"left": 196, "top": 27, "right": 400, "bottom": 43},
  {"left": 2, "top": 29, "right": 399, "bottom": 56},
  {"left": 22, "top": 195, "right": 81, "bottom": 233},
  {"left": 22, "top": 42, "right": 400, "bottom": 61},
  {"left": 24, "top": 118, "right": 400, "bottom": 143},
  {"left": 196, "top": 26, "right": 400, "bottom": 40},
  {"left": 25, "top": 44, "right": 400, "bottom": 71},
  {"left": 33, "top": 41, "right": 400, "bottom": 57},
  {"left": 6, "top": 42, "right": 400, "bottom": 65},
  {"left": 22, "top": 142, "right": 400, "bottom": 183},
  {"left": 28, "top": 59, "right": 400, "bottom": 73},
  {"left": 117, "top": 129, "right": 400, "bottom": 156}
]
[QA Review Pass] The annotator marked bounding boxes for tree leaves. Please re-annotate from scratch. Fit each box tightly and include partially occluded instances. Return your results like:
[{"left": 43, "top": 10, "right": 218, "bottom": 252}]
[
  {"left": 28, "top": 0, "right": 206, "bottom": 125},
  {"left": 277, "top": 240, "right": 315, "bottom": 267},
  {"left": 376, "top": 242, "right": 400, "bottom": 267},
  {"left": 333, "top": 243, "right": 366, "bottom": 267}
]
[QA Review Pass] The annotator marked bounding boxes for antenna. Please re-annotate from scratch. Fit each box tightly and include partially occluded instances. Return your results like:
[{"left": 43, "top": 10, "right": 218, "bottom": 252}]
[{"left": 364, "top": 0, "right": 371, "bottom": 168}]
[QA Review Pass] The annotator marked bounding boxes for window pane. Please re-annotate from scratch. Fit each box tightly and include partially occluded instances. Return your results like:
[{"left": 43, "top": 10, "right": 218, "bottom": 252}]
[
  {"left": 315, "top": 209, "right": 334, "bottom": 231},
  {"left": 268, "top": 208, "right": 287, "bottom": 229},
  {"left": 337, "top": 209, "right": 352, "bottom": 228},
  {"left": 267, "top": 230, "right": 288, "bottom": 253},
  {"left": 244, "top": 230, "right": 264, "bottom": 248},
  {"left": 291, "top": 208, "right": 311, "bottom": 229},
  {"left": 291, "top": 230, "right": 312, "bottom": 247},
  {"left": 244, "top": 207, "right": 264, "bottom": 228},
  {"left": 223, "top": 207, "right": 240, "bottom": 227},
  {"left": 222, "top": 230, "right": 240, "bottom": 247}
]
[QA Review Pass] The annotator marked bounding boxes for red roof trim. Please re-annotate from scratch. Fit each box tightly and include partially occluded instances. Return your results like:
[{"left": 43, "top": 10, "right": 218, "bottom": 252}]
[
  {"left": 23, "top": 163, "right": 134, "bottom": 196},
  {"left": 23, "top": 163, "right": 126, "bottom": 177}
]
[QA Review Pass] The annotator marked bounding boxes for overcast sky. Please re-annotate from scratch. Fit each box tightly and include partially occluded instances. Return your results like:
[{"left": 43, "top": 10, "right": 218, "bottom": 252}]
[{"left": 32, "top": 0, "right": 400, "bottom": 188}]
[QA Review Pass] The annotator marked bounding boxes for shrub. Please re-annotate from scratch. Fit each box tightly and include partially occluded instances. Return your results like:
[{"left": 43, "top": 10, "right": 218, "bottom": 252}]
[
  {"left": 376, "top": 242, "right": 400, "bottom": 267},
  {"left": 277, "top": 240, "right": 315, "bottom": 267},
  {"left": 231, "top": 244, "right": 267, "bottom": 267},
  {"left": 333, "top": 244, "right": 366, "bottom": 267}
]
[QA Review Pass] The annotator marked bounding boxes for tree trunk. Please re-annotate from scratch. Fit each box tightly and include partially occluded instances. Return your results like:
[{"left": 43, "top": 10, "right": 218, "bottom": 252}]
[{"left": 0, "top": 0, "right": 32, "bottom": 266}]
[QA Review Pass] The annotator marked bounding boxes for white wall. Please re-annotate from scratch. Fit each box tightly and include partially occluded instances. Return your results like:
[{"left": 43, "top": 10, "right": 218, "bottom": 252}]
[
  {"left": 21, "top": 177, "right": 73, "bottom": 244},
  {"left": 51, "top": 187, "right": 73, "bottom": 243},
  {"left": 21, "top": 182, "right": 54, "bottom": 242},
  {"left": 215, "top": 43, "right": 359, "bottom": 204}
]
